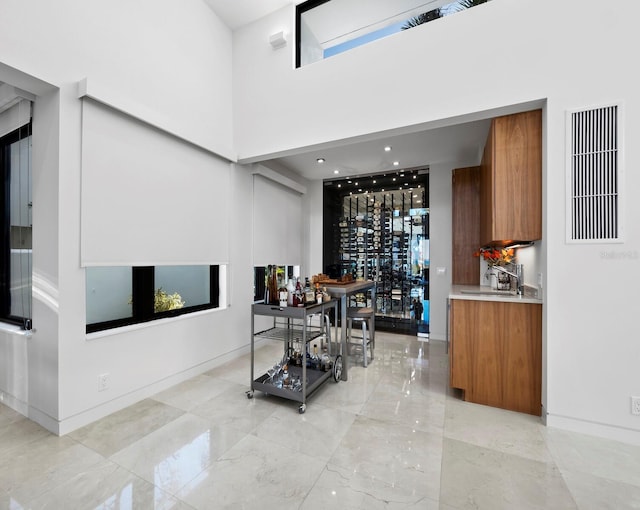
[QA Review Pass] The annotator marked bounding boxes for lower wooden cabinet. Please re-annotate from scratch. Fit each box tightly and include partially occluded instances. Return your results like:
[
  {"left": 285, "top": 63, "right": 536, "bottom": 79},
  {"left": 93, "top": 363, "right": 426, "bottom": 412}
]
[{"left": 449, "top": 299, "right": 542, "bottom": 416}]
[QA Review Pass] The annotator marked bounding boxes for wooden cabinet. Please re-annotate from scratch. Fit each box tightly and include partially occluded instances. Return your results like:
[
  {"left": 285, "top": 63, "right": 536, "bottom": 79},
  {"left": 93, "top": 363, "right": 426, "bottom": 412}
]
[
  {"left": 449, "top": 298, "right": 542, "bottom": 416},
  {"left": 480, "top": 110, "right": 542, "bottom": 245},
  {"left": 452, "top": 167, "right": 480, "bottom": 285}
]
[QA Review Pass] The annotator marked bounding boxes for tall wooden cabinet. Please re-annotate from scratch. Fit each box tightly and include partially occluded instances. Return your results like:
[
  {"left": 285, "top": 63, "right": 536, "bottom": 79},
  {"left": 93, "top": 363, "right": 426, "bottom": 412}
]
[
  {"left": 452, "top": 167, "right": 480, "bottom": 285},
  {"left": 480, "top": 109, "right": 542, "bottom": 245},
  {"left": 449, "top": 298, "right": 542, "bottom": 416}
]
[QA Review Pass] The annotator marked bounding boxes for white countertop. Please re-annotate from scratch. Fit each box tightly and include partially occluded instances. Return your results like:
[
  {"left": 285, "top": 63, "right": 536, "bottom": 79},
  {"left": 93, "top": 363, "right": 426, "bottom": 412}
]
[{"left": 449, "top": 284, "right": 542, "bottom": 304}]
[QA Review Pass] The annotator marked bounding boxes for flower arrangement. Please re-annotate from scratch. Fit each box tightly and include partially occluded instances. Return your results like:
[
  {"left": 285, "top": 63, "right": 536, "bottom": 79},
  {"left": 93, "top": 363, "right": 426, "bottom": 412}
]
[
  {"left": 128, "top": 288, "right": 185, "bottom": 312},
  {"left": 474, "top": 247, "right": 515, "bottom": 267},
  {"left": 154, "top": 288, "right": 185, "bottom": 312}
]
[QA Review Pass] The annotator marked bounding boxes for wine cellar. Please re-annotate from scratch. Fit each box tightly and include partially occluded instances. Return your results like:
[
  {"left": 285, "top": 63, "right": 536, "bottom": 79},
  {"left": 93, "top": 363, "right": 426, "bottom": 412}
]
[{"left": 323, "top": 168, "right": 429, "bottom": 334}]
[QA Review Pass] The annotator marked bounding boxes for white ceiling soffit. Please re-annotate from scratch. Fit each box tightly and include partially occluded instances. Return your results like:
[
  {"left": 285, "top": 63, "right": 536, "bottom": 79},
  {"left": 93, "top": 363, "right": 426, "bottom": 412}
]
[
  {"left": 304, "top": 0, "right": 453, "bottom": 48},
  {"left": 271, "top": 119, "right": 492, "bottom": 181},
  {"left": 203, "top": 0, "right": 297, "bottom": 30}
]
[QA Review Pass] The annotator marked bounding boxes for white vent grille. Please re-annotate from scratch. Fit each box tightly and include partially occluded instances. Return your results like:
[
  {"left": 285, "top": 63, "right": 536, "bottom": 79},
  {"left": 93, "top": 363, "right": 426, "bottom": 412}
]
[{"left": 568, "top": 105, "right": 620, "bottom": 242}]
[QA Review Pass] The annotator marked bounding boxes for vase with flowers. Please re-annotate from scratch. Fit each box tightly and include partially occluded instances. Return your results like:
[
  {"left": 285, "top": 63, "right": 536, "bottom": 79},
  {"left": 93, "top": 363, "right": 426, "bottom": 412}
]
[{"left": 474, "top": 247, "right": 516, "bottom": 290}]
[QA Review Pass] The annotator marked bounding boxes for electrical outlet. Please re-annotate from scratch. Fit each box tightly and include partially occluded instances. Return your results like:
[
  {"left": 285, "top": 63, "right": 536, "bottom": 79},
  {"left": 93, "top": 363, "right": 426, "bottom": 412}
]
[
  {"left": 98, "top": 373, "right": 109, "bottom": 392},
  {"left": 632, "top": 397, "right": 640, "bottom": 416}
]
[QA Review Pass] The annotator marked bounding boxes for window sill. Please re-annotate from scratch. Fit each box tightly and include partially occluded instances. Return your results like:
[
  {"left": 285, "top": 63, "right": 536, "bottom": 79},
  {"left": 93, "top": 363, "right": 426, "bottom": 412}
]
[
  {"left": 86, "top": 305, "right": 227, "bottom": 341},
  {"left": 0, "top": 322, "right": 33, "bottom": 337}
]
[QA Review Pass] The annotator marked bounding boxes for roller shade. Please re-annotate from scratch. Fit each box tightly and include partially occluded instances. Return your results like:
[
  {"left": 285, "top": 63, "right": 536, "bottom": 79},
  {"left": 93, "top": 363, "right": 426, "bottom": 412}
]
[
  {"left": 253, "top": 174, "right": 302, "bottom": 266},
  {"left": 81, "top": 99, "right": 229, "bottom": 266}
]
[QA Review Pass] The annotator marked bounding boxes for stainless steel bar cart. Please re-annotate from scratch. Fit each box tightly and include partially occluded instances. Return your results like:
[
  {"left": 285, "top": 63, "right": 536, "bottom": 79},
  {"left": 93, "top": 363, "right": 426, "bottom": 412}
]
[{"left": 247, "top": 299, "right": 341, "bottom": 413}]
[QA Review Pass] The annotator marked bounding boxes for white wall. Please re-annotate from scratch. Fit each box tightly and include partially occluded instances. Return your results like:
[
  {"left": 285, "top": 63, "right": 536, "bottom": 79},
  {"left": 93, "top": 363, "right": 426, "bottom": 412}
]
[
  {"left": 233, "top": 0, "right": 640, "bottom": 444},
  {"left": 0, "top": 0, "right": 252, "bottom": 434},
  {"left": 428, "top": 164, "right": 453, "bottom": 341}
]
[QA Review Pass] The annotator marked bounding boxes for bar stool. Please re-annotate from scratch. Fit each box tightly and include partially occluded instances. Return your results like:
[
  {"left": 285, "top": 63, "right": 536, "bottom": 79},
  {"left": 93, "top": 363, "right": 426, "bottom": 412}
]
[{"left": 346, "top": 306, "right": 374, "bottom": 367}]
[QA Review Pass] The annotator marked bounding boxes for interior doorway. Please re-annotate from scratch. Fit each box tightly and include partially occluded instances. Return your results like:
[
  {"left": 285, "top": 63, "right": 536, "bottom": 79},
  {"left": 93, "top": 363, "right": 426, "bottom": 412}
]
[{"left": 323, "top": 168, "right": 429, "bottom": 335}]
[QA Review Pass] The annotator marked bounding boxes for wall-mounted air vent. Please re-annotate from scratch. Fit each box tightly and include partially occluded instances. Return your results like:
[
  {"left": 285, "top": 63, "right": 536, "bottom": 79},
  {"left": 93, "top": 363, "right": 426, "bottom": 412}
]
[{"left": 567, "top": 104, "right": 621, "bottom": 242}]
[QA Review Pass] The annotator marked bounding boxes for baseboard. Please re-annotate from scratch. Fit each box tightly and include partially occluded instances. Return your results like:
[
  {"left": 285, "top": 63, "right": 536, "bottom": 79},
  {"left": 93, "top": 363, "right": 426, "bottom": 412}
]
[
  {"left": 546, "top": 413, "right": 640, "bottom": 446},
  {"left": 0, "top": 390, "right": 28, "bottom": 417},
  {"left": 54, "top": 341, "right": 258, "bottom": 436}
]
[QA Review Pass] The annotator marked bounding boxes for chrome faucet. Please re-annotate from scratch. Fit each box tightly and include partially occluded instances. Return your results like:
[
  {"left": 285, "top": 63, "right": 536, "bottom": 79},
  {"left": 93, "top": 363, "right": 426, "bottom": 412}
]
[{"left": 493, "top": 263, "right": 524, "bottom": 295}]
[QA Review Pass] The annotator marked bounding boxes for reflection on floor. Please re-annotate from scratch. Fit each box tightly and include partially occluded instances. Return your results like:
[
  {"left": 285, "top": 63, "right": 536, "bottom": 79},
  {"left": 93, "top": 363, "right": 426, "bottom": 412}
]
[{"left": 2, "top": 332, "right": 640, "bottom": 509}]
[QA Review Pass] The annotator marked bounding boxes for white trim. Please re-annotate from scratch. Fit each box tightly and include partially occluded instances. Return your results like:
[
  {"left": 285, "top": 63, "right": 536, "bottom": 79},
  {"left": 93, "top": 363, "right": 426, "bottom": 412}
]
[
  {"left": 0, "top": 321, "right": 32, "bottom": 337},
  {"left": 56, "top": 338, "right": 265, "bottom": 436},
  {"left": 547, "top": 413, "right": 640, "bottom": 447},
  {"left": 250, "top": 164, "right": 307, "bottom": 194},
  {"left": 85, "top": 305, "right": 227, "bottom": 341},
  {"left": 77, "top": 78, "right": 236, "bottom": 162},
  {"left": 0, "top": 389, "right": 29, "bottom": 417}
]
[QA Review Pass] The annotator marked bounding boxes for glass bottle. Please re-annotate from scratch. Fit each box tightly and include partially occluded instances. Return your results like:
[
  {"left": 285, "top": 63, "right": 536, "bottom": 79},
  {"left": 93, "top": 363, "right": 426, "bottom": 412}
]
[
  {"left": 303, "top": 278, "right": 314, "bottom": 304},
  {"left": 286, "top": 278, "right": 295, "bottom": 306},
  {"left": 278, "top": 281, "right": 288, "bottom": 307},
  {"left": 268, "top": 266, "right": 278, "bottom": 305},
  {"left": 294, "top": 278, "right": 303, "bottom": 307}
]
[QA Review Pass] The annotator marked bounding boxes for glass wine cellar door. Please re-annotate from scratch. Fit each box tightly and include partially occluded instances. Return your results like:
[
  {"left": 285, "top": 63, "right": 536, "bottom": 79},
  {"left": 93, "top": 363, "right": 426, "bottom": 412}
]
[{"left": 323, "top": 169, "right": 429, "bottom": 335}]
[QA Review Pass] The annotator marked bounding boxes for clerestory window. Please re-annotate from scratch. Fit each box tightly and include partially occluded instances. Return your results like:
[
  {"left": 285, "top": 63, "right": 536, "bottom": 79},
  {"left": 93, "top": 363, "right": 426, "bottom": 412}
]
[{"left": 296, "top": 0, "right": 492, "bottom": 68}]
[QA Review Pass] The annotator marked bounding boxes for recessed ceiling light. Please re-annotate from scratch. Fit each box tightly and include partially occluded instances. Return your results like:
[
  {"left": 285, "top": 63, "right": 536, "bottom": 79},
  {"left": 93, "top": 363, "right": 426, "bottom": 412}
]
[
  {"left": 392, "top": 177, "right": 396, "bottom": 182},
  {"left": 358, "top": 188, "right": 362, "bottom": 192},
  {"left": 337, "top": 184, "right": 341, "bottom": 188},
  {"left": 413, "top": 194, "right": 418, "bottom": 198},
  {"left": 373, "top": 179, "right": 377, "bottom": 184},
  {"left": 400, "top": 173, "right": 405, "bottom": 177},
  {"left": 413, "top": 175, "right": 417, "bottom": 179},
  {"left": 393, "top": 161, "right": 399, "bottom": 166},
  {"left": 384, "top": 146, "right": 392, "bottom": 152},
  {"left": 348, "top": 180, "right": 352, "bottom": 184},
  {"left": 333, "top": 169, "right": 339, "bottom": 174},
  {"left": 355, "top": 182, "right": 358, "bottom": 186},
  {"left": 317, "top": 158, "right": 325, "bottom": 163}
]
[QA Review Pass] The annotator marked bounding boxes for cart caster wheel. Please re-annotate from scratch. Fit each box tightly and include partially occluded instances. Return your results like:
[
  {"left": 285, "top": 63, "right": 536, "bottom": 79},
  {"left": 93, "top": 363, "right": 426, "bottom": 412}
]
[
  {"left": 333, "top": 355, "right": 343, "bottom": 382},
  {"left": 246, "top": 391, "right": 254, "bottom": 399},
  {"left": 299, "top": 404, "right": 306, "bottom": 414}
]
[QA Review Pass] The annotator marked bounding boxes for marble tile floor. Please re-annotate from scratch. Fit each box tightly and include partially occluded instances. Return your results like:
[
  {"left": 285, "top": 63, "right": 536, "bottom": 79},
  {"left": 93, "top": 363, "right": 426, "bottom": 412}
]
[{"left": 2, "top": 332, "right": 640, "bottom": 509}]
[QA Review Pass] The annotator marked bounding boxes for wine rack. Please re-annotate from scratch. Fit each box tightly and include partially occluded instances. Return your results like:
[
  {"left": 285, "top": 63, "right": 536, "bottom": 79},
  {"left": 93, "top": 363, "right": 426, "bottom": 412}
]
[{"left": 336, "top": 193, "right": 426, "bottom": 317}]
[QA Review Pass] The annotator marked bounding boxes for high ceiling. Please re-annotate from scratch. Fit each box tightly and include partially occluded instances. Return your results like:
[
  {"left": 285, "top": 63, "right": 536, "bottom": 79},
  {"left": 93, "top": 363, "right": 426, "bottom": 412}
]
[
  {"left": 203, "top": 0, "right": 296, "bottom": 30},
  {"left": 201, "top": 0, "right": 499, "bottom": 182}
]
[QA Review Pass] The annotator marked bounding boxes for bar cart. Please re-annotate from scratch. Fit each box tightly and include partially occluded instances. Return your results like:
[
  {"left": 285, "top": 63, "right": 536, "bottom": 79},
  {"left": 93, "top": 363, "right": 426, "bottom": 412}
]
[{"left": 247, "top": 300, "right": 341, "bottom": 413}]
